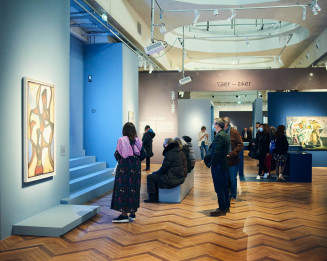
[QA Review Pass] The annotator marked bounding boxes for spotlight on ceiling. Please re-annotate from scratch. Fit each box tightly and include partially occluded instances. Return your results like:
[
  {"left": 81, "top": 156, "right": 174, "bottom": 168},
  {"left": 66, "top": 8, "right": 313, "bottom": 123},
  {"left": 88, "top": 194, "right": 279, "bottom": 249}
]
[
  {"left": 227, "top": 9, "right": 236, "bottom": 21},
  {"left": 214, "top": 9, "right": 219, "bottom": 16},
  {"left": 237, "top": 101, "right": 241, "bottom": 104},
  {"left": 179, "top": 76, "right": 192, "bottom": 85},
  {"left": 149, "top": 65, "right": 153, "bottom": 74},
  {"left": 236, "top": 95, "right": 239, "bottom": 98},
  {"left": 313, "top": 0, "right": 321, "bottom": 12},
  {"left": 245, "top": 37, "right": 250, "bottom": 47},
  {"left": 193, "top": 10, "right": 200, "bottom": 24},
  {"left": 144, "top": 41, "right": 165, "bottom": 55},
  {"left": 302, "top": 6, "right": 307, "bottom": 20},
  {"left": 278, "top": 55, "right": 283, "bottom": 64},
  {"left": 159, "top": 24, "right": 167, "bottom": 34},
  {"left": 309, "top": 4, "right": 318, "bottom": 15}
]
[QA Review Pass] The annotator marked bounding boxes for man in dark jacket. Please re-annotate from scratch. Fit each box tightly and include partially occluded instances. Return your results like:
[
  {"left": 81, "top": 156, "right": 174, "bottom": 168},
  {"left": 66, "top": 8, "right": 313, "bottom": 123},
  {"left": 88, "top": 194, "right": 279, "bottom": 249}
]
[
  {"left": 144, "top": 138, "right": 185, "bottom": 203},
  {"left": 142, "top": 125, "right": 156, "bottom": 171},
  {"left": 223, "top": 117, "right": 244, "bottom": 204},
  {"left": 209, "top": 118, "right": 231, "bottom": 217}
]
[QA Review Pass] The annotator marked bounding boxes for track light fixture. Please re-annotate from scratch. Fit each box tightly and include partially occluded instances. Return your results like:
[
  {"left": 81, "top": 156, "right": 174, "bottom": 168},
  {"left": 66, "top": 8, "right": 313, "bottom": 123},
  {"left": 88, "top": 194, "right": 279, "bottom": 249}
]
[
  {"left": 159, "top": 24, "right": 166, "bottom": 34},
  {"left": 245, "top": 37, "right": 250, "bottom": 47},
  {"left": 302, "top": 6, "right": 307, "bottom": 20},
  {"left": 278, "top": 55, "right": 283, "bottom": 64},
  {"left": 227, "top": 9, "right": 236, "bottom": 21},
  {"left": 149, "top": 65, "right": 153, "bottom": 74},
  {"left": 193, "top": 10, "right": 200, "bottom": 24},
  {"left": 313, "top": 0, "right": 321, "bottom": 11},
  {"left": 309, "top": 4, "right": 318, "bottom": 15},
  {"left": 214, "top": 9, "right": 219, "bottom": 16}
]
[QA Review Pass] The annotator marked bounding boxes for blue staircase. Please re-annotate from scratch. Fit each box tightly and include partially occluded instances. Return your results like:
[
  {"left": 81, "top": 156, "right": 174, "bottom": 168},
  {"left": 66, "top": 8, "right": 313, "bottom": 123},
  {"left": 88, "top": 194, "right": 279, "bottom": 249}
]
[{"left": 61, "top": 150, "right": 115, "bottom": 205}]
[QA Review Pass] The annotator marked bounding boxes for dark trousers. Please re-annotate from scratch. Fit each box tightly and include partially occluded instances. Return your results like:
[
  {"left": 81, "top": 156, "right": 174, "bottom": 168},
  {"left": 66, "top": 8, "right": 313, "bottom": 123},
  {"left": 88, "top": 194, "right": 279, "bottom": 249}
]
[
  {"left": 147, "top": 172, "right": 159, "bottom": 199},
  {"left": 258, "top": 156, "right": 268, "bottom": 175},
  {"left": 211, "top": 164, "right": 230, "bottom": 211},
  {"left": 146, "top": 157, "right": 150, "bottom": 170}
]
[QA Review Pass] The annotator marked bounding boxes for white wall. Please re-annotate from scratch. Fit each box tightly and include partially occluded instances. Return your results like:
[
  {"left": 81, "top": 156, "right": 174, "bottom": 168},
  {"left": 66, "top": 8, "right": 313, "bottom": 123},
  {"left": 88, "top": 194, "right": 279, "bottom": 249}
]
[
  {"left": 178, "top": 99, "right": 212, "bottom": 160},
  {"left": 122, "top": 45, "right": 139, "bottom": 132},
  {"left": 0, "top": 0, "right": 70, "bottom": 239}
]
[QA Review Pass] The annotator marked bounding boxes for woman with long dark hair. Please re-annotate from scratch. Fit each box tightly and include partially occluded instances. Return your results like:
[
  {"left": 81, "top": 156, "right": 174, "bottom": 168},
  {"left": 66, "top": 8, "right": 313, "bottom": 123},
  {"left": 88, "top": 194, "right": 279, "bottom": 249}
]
[
  {"left": 111, "top": 122, "right": 144, "bottom": 222},
  {"left": 255, "top": 124, "right": 271, "bottom": 180},
  {"left": 273, "top": 125, "right": 289, "bottom": 181}
]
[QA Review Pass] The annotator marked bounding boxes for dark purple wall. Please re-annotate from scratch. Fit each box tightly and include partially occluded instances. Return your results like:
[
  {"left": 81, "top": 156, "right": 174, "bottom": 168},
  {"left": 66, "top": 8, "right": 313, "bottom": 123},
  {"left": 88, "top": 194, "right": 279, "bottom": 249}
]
[{"left": 139, "top": 72, "right": 179, "bottom": 163}]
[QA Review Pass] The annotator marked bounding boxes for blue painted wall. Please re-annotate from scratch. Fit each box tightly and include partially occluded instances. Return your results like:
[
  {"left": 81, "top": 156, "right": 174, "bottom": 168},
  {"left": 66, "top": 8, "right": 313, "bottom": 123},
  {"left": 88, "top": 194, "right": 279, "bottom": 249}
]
[
  {"left": 70, "top": 35, "right": 84, "bottom": 152},
  {"left": 268, "top": 92, "right": 327, "bottom": 167},
  {"left": 0, "top": 0, "right": 70, "bottom": 239},
  {"left": 84, "top": 43, "right": 123, "bottom": 168}
]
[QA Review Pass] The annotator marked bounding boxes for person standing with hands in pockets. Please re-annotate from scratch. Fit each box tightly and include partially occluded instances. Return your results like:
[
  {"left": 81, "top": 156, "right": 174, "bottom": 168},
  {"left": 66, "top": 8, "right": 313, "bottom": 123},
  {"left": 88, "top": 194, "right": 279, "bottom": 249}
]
[{"left": 198, "top": 126, "right": 209, "bottom": 162}]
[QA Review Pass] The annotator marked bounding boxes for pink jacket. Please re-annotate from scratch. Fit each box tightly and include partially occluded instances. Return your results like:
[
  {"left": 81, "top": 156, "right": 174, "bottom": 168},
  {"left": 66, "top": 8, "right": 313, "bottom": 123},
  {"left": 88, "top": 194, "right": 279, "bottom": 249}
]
[{"left": 116, "top": 136, "right": 143, "bottom": 159}]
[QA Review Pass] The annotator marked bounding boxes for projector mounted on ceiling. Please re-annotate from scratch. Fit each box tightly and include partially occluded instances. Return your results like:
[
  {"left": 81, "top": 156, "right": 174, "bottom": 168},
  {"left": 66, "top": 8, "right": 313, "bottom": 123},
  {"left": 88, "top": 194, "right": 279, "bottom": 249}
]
[
  {"left": 179, "top": 76, "right": 192, "bottom": 85},
  {"left": 144, "top": 41, "right": 165, "bottom": 55}
]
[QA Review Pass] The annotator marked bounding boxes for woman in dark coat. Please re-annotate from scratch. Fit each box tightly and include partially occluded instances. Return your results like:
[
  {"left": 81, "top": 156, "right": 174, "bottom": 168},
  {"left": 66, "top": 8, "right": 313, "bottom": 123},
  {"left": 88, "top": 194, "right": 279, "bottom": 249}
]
[
  {"left": 111, "top": 122, "right": 143, "bottom": 223},
  {"left": 254, "top": 124, "right": 271, "bottom": 180},
  {"left": 142, "top": 125, "right": 156, "bottom": 171},
  {"left": 144, "top": 138, "right": 185, "bottom": 203},
  {"left": 273, "top": 125, "right": 289, "bottom": 181}
]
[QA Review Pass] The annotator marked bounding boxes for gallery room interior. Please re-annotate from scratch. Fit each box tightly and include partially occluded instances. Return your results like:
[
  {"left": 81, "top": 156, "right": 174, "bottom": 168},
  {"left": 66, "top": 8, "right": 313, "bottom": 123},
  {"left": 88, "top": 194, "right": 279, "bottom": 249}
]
[{"left": 0, "top": 0, "right": 327, "bottom": 260}]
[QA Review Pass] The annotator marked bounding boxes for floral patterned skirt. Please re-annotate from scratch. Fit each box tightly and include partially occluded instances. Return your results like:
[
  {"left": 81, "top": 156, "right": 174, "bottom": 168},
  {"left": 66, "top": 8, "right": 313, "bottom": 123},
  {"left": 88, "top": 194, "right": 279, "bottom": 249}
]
[
  {"left": 110, "top": 156, "right": 141, "bottom": 213},
  {"left": 273, "top": 153, "right": 288, "bottom": 163}
]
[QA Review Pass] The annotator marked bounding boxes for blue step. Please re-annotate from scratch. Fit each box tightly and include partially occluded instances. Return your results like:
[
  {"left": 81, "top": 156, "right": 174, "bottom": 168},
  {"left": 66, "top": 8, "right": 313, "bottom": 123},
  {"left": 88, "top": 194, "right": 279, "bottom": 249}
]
[
  {"left": 70, "top": 168, "right": 114, "bottom": 192},
  {"left": 12, "top": 204, "right": 99, "bottom": 237},
  {"left": 69, "top": 156, "right": 96, "bottom": 168},
  {"left": 61, "top": 177, "right": 115, "bottom": 205},
  {"left": 70, "top": 150, "right": 85, "bottom": 158},
  {"left": 70, "top": 162, "right": 106, "bottom": 179}
]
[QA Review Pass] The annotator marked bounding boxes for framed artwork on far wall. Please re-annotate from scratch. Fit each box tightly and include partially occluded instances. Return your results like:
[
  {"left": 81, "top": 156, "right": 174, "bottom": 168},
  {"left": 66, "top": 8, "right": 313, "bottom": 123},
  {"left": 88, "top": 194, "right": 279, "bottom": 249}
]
[
  {"left": 23, "top": 77, "right": 55, "bottom": 182},
  {"left": 286, "top": 116, "right": 327, "bottom": 151}
]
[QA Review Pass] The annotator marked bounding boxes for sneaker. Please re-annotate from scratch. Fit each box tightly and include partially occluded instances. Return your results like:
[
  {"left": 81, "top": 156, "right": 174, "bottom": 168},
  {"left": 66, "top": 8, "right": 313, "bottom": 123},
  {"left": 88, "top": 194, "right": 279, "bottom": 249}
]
[
  {"left": 256, "top": 175, "right": 261, "bottom": 180},
  {"left": 112, "top": 215, "right": 129, "bottom": 223},
  {"left": 277, "top": 174, "right": 286, "bottom": 181},
  {"left": 230, "top": 198, "right": 236, "bottom": 204},
  {"left": 263, "top": 173, "right": 269, "bottom": 178},
  {"left": 129, "top": 213, "right": 136, "bottom": 221},
  {"left": 210, "top": 209, "right": 227, "bottom": 216}
]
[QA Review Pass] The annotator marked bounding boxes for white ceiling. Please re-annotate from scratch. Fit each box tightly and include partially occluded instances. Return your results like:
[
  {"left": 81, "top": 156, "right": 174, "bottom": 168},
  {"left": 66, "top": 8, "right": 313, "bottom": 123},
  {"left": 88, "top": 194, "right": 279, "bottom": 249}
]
[{"left": 127, "top": 0, "right": 327, "bottom": 70}]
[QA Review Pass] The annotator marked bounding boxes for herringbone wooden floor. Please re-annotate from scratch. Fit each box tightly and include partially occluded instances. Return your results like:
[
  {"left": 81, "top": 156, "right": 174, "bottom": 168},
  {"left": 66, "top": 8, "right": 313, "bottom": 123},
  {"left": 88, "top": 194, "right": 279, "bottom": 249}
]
[{"left": 1, "top": 153, "right": 327, "bottom": 260}]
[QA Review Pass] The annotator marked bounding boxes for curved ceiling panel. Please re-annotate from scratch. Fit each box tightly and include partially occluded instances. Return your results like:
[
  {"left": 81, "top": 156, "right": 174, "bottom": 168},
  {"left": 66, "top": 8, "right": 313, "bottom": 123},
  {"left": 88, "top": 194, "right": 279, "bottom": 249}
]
[
  {"left": 164, "top": 19, "right": 309, "bottom": 53},
  {"left": 172, "top": 0, "right": 283, "bottom": 5}
]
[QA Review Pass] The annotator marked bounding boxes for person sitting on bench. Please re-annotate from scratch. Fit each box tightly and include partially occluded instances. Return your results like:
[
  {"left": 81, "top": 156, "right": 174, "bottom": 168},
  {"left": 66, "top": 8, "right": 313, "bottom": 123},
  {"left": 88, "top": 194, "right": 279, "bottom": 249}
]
[{"left": 144, "top": 138, "right": 185, "bottom": 203}]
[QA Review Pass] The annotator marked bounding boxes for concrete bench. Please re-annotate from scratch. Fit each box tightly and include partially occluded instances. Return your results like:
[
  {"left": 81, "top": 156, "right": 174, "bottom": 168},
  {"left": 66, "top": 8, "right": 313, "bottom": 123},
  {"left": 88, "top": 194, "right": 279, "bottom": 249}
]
[{"left": 159, "top": 169, "right": 194, "bottom": 203}]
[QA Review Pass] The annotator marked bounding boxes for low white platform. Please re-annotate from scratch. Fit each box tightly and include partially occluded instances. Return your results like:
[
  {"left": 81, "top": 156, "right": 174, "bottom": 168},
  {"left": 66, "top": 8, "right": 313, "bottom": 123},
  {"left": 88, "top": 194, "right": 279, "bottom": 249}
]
[
  {"left": 12, "top": 204, "right": 99, "bottom": 237},
  {"left": 159, "top": 169, "right": 194, "bottom": 203}
]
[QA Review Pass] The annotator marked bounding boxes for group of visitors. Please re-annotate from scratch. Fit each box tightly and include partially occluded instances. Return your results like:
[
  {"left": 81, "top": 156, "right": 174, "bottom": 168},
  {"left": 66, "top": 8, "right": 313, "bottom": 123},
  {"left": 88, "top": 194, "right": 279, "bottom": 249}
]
[
  {"left": 110, "top": 122, "right": 195, "bottom": 222},
  {"left": 252, "top": 123, "right": 289, "bottom": 181},
  {"left": 109, "top": 118, "right": 289, "bottom": 222}
]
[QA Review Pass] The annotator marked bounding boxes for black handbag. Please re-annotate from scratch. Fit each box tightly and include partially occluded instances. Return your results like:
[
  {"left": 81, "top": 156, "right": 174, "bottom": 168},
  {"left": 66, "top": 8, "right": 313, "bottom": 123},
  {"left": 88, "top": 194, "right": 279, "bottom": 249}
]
[{"left": 204, "top": 143, "right": 214, "bottom": 168}]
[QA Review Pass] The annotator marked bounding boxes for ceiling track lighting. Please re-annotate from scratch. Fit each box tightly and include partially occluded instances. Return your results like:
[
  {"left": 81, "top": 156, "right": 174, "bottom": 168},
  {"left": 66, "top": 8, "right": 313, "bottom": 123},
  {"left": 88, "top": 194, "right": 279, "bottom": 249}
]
[
  {"left": 214, "top": 9, "right": 219, "bottom": 16},
  {"left": 313, "top": 0, "right": 321, "bottom": 12},
  {"left": 149, "top": 65, "right": 154, "bottom": 74},
  {"left": 309, "top": 4, "right": 318, "bottom": 15},
  {"left": 193, "top": 10, "right": 200, "bottom": 24},
  {"left": 278, "top": 55, "right": 283, "bottom": 64},
  {"left": 159, "top": 24, "right": 166, "bottom": 34},
  {"left": 245, "top": 37, "right": 250, "bottom": 47},
  {"left": 227, "top": 9, "right": 236, "bottom": 21},
  {"left": 302, "top": 6, "right": 307, "bottom": 20}
]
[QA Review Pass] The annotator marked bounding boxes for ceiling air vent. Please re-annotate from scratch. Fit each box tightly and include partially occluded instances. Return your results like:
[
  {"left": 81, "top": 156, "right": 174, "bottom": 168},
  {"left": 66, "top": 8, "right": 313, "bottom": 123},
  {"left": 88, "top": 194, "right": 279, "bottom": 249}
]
[{"left": 137, "top": 21, "right": 142, "bottom": 35}]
